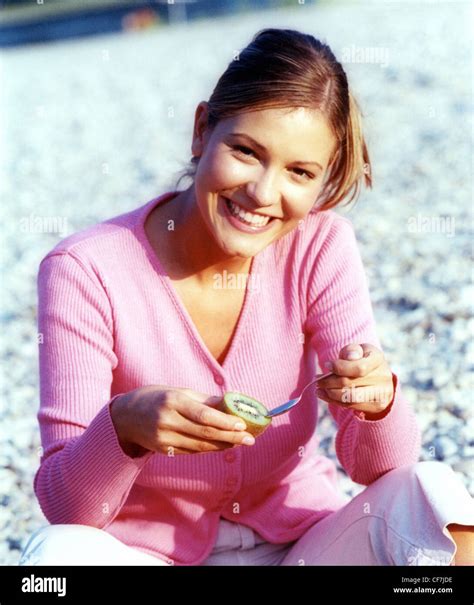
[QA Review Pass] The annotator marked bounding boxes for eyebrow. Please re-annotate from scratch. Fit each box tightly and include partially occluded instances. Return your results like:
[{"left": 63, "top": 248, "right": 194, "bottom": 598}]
[{"left": 228, "top": 132, "right": 324, "bottom": 171}]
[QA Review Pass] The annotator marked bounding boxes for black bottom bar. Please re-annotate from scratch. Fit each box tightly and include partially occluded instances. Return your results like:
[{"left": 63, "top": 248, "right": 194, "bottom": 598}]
[{"left": 1, "top": 565, "right": 473, "bottom": 603}]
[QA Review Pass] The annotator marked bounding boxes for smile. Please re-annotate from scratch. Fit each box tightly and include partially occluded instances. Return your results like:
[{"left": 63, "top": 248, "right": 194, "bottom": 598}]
[{"left": 224, "top": 198, "right": 272, "bottom": 227}]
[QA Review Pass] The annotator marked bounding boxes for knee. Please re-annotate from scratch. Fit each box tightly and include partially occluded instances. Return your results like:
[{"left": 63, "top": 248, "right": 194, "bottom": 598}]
[
  {"left": 370, "top": 461, "right": 455, "bottom": 493},
  {"left": 380, "top": 460, "right": 459, "bottom": 495},
  {"left": 405, "top": 460, "right": 455, "bottom": 481},
  {"left": 19, "top": 524, "right": 108, "bottom": 565},
  {"left": 387, "top": 460, "right": 454, "bottom": 480}
]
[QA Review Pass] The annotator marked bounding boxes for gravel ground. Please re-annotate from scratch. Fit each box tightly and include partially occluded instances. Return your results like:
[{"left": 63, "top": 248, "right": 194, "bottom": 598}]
[{"left": 1, "top": 0, "right": 472, "bottom": 565}]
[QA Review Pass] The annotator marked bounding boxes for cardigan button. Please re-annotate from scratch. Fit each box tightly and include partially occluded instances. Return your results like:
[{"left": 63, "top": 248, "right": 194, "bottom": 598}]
[
  {"left": 226, "top": 477, "right": 238, "bottom": 486},
  {"left": 213, "top": 373, "right": 224, "bottom": 386},
  {"left": 224, "top": 451, "right": 236, "bottom": 463}
]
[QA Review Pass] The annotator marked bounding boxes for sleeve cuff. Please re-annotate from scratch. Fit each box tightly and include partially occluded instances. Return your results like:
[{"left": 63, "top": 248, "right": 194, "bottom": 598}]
[{"left": 105, "top": 394, "right": 155, "bottom": 462}]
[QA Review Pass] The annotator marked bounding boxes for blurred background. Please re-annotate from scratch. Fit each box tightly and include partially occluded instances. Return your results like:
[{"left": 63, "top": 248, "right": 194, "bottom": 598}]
[{"left": 0, "top": 0, "right": 472, "bottom": 565}]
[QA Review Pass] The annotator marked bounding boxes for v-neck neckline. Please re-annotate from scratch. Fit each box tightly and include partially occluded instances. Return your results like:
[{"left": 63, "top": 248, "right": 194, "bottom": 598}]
[{"left": 134, "top": 191, "right": 263, "bottom": 372}]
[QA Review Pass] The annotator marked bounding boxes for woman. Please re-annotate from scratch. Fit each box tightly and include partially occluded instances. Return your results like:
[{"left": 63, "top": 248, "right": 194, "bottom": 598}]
[{"left": 20, "top": 28, "right": 473, "bottom": 566}]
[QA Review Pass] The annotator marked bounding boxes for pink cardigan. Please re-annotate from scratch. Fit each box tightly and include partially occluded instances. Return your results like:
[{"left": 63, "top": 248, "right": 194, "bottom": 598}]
[{"left": 34, "top": 191, "right": 421, "bottom": 565}]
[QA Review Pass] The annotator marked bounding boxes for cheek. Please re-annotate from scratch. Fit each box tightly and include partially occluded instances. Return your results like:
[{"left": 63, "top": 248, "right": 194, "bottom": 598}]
[
  {"left": 223, "top": 162, "right": 249, "bottom": 183},
  {"left": 284, "top": 193, "right": 318, "bottom": 221},
  {"left": 198, "top": 149, "right": 242, "bottom": 189}
]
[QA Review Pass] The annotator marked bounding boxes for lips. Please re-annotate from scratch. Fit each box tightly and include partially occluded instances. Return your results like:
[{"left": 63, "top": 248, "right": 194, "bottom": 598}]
[
  {"left": 223, "top": 197, "right": 275, "bottom": 227},
  {"left": 225, "top": 198, "right": 273, "bottom": 219},
  {"left": 221, "top": 196, "right": 276, "bottom": 234}
]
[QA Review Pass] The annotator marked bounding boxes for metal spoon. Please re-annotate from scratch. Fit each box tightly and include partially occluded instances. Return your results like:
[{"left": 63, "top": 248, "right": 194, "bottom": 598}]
[{"left": 265, "top": 371, "right": 334, "bottom": 418}]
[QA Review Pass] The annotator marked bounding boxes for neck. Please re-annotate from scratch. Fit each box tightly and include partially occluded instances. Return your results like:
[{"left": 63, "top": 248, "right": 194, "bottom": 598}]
[{"left": 161, "top": 187, "right": 252, "bottom": 286}]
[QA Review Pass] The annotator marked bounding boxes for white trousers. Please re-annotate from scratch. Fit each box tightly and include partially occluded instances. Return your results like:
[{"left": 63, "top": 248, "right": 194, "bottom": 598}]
[{"left": 19, "top": 461, "right": 474, "bottom": 566}]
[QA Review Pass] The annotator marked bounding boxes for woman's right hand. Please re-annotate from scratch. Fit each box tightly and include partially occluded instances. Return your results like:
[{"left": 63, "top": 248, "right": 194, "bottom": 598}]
[{"left": 110, "top": 385, "right": 256, "bottom": 456}]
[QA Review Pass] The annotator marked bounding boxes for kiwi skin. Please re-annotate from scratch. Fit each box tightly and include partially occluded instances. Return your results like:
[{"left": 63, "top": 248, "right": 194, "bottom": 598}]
[{"left": 220, "top": 392, "right": 272, "bottom": 438}]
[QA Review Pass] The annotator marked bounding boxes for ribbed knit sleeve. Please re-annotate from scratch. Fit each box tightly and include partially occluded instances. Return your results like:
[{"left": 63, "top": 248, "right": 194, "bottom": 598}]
[
  {"left": 34, "top": 251, "right": 154, "bottom": 526},
  {"left": 305, "top": 215, "right": 421, "bottom": 485}
]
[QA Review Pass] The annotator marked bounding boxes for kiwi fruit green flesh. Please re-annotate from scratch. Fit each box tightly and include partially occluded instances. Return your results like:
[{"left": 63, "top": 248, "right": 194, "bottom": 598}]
[{"left": 221, "top": 392, "right": 272, "bottom": 437}]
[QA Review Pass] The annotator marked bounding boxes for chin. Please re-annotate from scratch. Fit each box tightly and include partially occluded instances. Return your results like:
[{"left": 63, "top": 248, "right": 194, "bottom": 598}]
[
  {"left": 215, "top": 232, "right": 261, "bottom": 259},
  {"left": 219, "top": 240, "right": 256, "bottom": 259},
  {"left": 209, "top": 208, "right": 280, "bottom": 258}
]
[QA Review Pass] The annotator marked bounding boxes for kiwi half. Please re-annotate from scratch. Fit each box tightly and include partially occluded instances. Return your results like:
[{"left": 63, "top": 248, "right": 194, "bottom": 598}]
[{"left": 221, "top": 392, "right": 272, "bottom": 437}]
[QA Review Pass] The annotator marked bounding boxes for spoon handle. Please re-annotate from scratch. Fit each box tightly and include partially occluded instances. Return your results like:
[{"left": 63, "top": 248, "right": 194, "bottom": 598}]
[
  {"left": 307, "top": 370, "right": 334, "bottom": 388},
  {"left": 265, "top": 371, "right": 334, "bottom": 418}
]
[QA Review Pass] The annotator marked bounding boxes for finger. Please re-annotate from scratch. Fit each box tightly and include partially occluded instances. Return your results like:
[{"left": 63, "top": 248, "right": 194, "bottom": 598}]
[
  {"left": 169, "top": 445, "right": 238, "bottom": 455},
  {"left": 316, "top": 388, "right": 391, "bottom": 413},
  {"left": 359, "top": 343, "right": 384, "bottom": 362},
  {"left": 339, "top": 343, "right": 364, "bottom": 361},
  {"left": 175, "top": 396, "right": 248, "bottom": 432},
  {"left": 171, "top": 413, "right": 255, "bottom": 446},
  {"left": 166, "top": 447, "right": 195, "bottom": 455},
  {"left": 161, "top": 431, "right": 242, "bottom": 454},
  {"left": 317, "top": 373, "right": 388, "bottom": 390},
  {"left": 177, "top": 388, "right": 224, "bottom": 409},
  {"left": 319, "top": 383, "right": 393, "bottom": 405},
  {"left": 316, "top": 388, "right": 354, "bottom": 409},
  {"left": 328, "top": 344, "right": 384, "bottom": 378}
]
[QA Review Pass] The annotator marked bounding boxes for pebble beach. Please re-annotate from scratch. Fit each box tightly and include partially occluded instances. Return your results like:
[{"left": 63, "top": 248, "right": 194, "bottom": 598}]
[{"left": 0, "top": 0, "right": 472, "bottom": 564}]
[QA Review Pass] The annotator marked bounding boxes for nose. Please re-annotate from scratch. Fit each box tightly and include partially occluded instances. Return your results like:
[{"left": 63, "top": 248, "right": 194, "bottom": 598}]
[{"left": 245, "top": 167, "right": 280, "bottom": 209}]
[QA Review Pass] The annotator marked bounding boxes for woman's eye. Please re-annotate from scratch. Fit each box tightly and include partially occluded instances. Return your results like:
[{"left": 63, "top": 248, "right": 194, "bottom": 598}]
[
  {"left": 232, "top": 145, "right": 315, "bottom": 181},
  {"left": 292, "top": 168, "right": 315, "bottom": 180},
  {"left": 233, "top": 145, "right": 255, "bottom": 157}
]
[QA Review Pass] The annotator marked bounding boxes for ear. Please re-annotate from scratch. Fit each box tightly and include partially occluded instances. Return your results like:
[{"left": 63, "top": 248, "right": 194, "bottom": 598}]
[{"left": 191, "top": 101, "right": 212, "bottom": 159}]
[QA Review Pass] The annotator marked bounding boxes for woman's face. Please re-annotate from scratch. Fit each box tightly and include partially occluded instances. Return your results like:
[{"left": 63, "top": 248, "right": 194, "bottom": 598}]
[{"left": 191, "top": 102, "right": 337, "bottom": 259}]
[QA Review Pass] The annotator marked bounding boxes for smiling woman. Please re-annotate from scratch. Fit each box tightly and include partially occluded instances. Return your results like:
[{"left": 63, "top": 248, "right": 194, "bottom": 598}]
[
  {"left": 21, "top": 27, "right": 474, "bottom": 569},
  {"left": 160, "top": 104, "right": 340, "bottom": 266}
]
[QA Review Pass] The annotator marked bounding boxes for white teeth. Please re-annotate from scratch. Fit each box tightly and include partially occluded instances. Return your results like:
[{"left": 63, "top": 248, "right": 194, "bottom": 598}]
[
  {"left": 244, "top": 211, "right": 257, "bottom": 223},
  {"left": 226, "top": 198, "right": 270, "bottom": 227}
]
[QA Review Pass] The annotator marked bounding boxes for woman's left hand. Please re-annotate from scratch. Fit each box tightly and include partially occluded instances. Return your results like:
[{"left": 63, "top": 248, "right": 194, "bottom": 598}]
[{"left": 316, "top": 343, "right": 395, "bottom": 418}]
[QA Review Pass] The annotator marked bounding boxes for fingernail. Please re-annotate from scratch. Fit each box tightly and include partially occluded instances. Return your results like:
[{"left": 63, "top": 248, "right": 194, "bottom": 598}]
[
  {"left": 324, "top": 361, "right": 333, "bottom": 370},
  {"left": 347, "top": 351, "right": 361, "bottom": 360},
  {"left": 242, "top": 436, "right": 255, "bottom": 445},
  {"left": 234, "top": 422, "right": 246, "bottom": 431}
]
